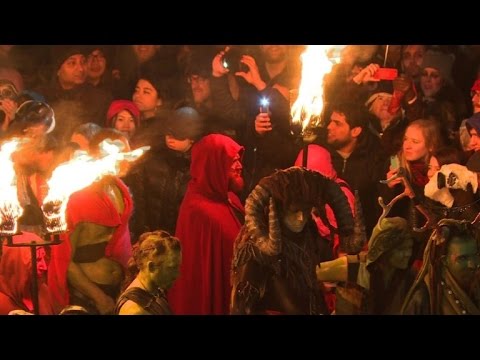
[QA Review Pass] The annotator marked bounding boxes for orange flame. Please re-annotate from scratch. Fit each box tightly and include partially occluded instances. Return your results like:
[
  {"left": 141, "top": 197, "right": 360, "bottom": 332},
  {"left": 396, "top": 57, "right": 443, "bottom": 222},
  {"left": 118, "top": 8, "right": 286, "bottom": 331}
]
[
  {"left": 42, "top": 140, "right": 150, "bottom": 233},
  {"left": 290, "top": 45, "right": 338, "bottom": 133},
  {"left": 0, "top": 139, "right": 24, "bottom": 235}
]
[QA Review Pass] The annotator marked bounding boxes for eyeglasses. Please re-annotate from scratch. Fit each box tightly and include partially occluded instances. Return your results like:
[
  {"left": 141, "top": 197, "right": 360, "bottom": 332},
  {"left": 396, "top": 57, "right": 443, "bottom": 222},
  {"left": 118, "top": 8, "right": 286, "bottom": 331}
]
[{"left": 188, "top": 75, "right": 209, "bottom": 84}]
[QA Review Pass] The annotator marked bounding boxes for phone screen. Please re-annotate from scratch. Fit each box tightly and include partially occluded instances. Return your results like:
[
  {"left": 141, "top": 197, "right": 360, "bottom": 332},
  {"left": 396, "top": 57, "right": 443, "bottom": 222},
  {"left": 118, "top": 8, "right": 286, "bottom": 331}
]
[
  {"left": 390, "top": 155, "right": 399, "bottom": 170},
  {"left": 374, "top": 68, "right": 398, "bottom": 81}
]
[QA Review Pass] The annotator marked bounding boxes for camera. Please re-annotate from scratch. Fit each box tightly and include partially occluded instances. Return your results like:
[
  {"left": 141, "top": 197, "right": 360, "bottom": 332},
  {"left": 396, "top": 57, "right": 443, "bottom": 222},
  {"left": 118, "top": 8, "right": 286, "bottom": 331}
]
[
  {"left": 221, "top": 48, "right": 249, "bottom": 73},
  {"left": 0, "top": 88, "right": 15, "bottom": 101}
]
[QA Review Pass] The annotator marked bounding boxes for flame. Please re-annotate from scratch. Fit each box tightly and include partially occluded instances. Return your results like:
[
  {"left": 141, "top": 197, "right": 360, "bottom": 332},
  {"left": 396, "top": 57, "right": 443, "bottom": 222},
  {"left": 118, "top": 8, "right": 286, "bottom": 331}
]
[
  {"left": 0, "top": 139, "right": 24, "bottom": 235},
  {"left": 290, "top": 45, "right": 338, "bottom": 132},
  {"left": 42, "top": 140, "right": 150, "bottom": 233}
]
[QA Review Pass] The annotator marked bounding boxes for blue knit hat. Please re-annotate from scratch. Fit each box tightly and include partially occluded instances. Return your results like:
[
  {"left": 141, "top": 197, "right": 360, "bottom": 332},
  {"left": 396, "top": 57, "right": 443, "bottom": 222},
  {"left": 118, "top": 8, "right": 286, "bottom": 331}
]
[{"left": 466, "top": 113, "right": 480, "bottom": 135}]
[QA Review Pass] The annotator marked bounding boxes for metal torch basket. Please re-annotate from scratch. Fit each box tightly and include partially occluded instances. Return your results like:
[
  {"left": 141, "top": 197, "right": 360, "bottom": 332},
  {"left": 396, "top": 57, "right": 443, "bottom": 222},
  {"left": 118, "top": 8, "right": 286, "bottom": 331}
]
[{"left": 0, "top": 231, "right": 63, "bottom": 315}]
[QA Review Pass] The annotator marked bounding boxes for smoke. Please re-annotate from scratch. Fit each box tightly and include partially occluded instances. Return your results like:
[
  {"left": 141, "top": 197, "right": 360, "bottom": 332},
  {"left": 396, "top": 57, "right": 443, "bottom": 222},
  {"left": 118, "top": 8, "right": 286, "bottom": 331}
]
[
  {"left": 340, "top": 45, "right": 379, "bottom": 66},
  {"left": 50, "top": 99, "right": 85, "bottom": 144}
]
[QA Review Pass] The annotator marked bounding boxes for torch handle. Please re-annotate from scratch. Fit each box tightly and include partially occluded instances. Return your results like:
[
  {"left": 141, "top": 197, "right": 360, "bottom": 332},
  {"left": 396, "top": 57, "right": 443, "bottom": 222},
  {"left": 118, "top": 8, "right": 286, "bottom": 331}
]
[
  {"left": 302, "top": 143, "right": 309, "bottom": 168},
  {"left": 30, "top": 244, "right": 39, "bottom": 315}
]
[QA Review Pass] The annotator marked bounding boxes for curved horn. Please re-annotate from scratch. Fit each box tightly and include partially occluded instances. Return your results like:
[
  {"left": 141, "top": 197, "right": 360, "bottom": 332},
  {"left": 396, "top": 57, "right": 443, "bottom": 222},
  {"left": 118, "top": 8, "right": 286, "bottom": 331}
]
[
  {"left": 312, "top": 172, "right": 355, "bottom": 252},
  {"left": 244, "top": 185, "right": 282, "bottom": 256},
  {"left": 316, "top": 174, "right": 354, "bottom": 236}
]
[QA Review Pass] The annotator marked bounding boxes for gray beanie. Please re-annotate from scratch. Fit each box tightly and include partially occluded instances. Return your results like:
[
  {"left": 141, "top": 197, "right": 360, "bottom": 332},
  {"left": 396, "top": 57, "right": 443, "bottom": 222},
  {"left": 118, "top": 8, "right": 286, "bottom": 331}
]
[{"left": 421, "top": 50, "right": 455, "bottom": 83}]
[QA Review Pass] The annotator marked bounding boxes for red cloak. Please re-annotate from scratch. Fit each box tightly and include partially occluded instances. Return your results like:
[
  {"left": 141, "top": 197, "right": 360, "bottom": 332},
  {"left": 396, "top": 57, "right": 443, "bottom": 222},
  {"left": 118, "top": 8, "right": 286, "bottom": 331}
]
[{"left": 168, "top": 134, "right": 244, "bottom": 314}]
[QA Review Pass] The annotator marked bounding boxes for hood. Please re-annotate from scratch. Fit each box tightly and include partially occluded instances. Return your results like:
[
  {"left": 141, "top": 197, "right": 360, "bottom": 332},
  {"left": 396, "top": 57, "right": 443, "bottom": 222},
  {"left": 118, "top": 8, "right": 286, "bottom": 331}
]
[
  {"left": 294, "top": 144, "right": 337, "bottom": 179},
  {"left": 366, "top": 217, "right": 409, "bottom": 267},
  {"left": 190, "top": 134, "right": 243, "bottom": 201}
]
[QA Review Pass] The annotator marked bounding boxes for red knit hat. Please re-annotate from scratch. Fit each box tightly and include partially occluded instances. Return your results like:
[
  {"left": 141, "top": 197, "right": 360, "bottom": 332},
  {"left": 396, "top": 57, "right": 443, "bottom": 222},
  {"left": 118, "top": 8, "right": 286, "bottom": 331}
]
[
  {"left": 471, "top": 79, "right": 480, "bottom": 93},
  {"left": 106, "top": 100, "right": 141, "bottom": 127}
]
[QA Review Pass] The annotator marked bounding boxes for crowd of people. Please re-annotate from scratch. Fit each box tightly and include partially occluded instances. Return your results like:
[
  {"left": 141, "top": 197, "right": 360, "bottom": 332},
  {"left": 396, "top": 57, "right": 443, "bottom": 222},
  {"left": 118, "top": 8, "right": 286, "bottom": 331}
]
[{"left": 0, "top": 44, "right": 480, "bottom": 315}]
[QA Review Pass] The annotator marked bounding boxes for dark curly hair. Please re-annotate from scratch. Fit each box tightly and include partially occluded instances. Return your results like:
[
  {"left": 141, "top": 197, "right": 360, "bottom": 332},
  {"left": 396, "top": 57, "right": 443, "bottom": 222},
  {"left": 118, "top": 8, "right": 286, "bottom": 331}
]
[{"left": 122, "top": 230, "right": 181, "bottom": 291}]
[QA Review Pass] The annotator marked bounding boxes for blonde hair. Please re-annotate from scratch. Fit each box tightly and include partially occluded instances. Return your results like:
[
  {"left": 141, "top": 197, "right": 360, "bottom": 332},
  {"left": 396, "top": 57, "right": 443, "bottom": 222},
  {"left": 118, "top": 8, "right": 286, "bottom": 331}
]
[{"left": 398, "top": 119, "right": 443, "bottom": 179}]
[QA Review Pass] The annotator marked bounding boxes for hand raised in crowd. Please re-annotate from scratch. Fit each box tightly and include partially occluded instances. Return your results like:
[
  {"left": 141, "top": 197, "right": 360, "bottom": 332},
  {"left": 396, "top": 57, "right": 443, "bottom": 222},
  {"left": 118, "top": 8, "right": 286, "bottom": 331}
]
[
  {"left": 111, "top": 68, "right": 121, "bottom": 80},
  {"left": 385, "top": 167, "right": 415, "bottom": 198},
  {"left": 0, "top": 98, "right": 17, "bottom": 131},
  {"left": 393, "top": 75, "right": 416, "bottom": 102},
  {"left": 352, "top": 63, "right": 380, "bottom": 85},
  {"left": 255, "top": 112, "right": 273, "bottom": 136},
  {"left": 235, "top": 55, "right": 267, "bottom": 91},
  {"left": 385, "top": 167, "right": 403, "bottom": 188},
  {"left": 212, "top": 46, "right": 230, "bottom": 78}
]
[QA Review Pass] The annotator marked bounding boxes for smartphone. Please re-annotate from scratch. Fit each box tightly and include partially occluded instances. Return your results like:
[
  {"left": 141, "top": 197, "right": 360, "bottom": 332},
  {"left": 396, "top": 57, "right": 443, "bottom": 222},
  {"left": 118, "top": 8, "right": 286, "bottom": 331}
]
[
  {"left": 259, "top": 97, "right": 270, "bottom": 114},
  {"left": 390, "top": 155, "right": 400, "bottom": 170},
  {"left": 374, "top": 68, "right": 398, "bottom": 81}
]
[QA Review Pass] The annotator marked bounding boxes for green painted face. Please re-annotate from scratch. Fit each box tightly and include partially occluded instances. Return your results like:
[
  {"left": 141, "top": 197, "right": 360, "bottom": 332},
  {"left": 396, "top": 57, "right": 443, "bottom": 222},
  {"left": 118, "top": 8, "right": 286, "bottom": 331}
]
[
  {"left": 446, "top": 237, "right": 480, "bottom": 290},
  {"left": 150, "top": 250, "right": 182, "bottom": 291},
  {"left": 387, "top": 236, "right": 413, "bottom": 270}
]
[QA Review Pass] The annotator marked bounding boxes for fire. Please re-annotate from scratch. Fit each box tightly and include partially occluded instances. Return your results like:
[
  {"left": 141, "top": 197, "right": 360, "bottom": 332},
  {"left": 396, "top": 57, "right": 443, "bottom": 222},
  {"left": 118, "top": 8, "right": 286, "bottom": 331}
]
[
  {"left": 42, "top": 140, "right": 150, "bottom": 233},
  {"left": 290, "top": 45, "right": 339, "bottom": 133},
  {"left": 0, "top": 139, "right": 24, "bottom": 235}
]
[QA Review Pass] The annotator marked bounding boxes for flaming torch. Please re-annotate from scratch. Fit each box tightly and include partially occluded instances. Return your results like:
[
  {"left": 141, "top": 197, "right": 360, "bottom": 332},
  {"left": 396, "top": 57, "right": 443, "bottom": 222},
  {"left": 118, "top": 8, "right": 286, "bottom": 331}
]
[
  {"left": 42, "top": 140, "right": 150, "bottom": 235},
  {"left": 290, "top": 45, "right": 338, "bottom": 167},
  {"left": 0, "top": 139, "right": 24, "bottom": 239}
]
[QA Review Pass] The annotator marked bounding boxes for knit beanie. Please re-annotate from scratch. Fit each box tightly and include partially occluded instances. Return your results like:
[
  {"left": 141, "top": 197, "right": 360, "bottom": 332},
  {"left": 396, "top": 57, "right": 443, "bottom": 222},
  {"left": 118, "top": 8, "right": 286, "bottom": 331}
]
[
  {"left": 421, "top": 50, "right": 455, "bottom": 83},
  {"left": 51, "top": 45, "right": 88, "bottom": 71},
  {"left": 106, "top": 100, "right": 141, "bottom": 128},
  {"left": 164, "top": 106, "right": 204, "bottom": 141}
]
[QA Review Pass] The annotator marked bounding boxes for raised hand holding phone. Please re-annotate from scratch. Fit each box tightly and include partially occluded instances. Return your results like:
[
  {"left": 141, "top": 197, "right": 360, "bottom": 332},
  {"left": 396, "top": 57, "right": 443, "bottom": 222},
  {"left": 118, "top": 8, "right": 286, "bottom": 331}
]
[
  {"left": 255, "top": 112, "right": 272, "bottom": 136},
  {"left": 352, "top": 63, "right": 380, "bottom": 84}
]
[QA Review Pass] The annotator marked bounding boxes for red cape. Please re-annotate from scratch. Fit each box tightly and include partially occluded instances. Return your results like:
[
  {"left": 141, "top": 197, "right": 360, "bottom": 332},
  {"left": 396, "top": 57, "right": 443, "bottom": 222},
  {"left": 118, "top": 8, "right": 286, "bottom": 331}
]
[{"left": 168, "top": 135, "right": 244, "bottom": 314}]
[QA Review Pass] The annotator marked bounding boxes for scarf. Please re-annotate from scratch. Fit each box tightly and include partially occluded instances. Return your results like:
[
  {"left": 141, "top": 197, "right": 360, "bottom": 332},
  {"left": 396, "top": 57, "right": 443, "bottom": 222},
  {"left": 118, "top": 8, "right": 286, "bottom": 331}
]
[{"left": 409, "top": 160, "right": 429, "bottom": 187}]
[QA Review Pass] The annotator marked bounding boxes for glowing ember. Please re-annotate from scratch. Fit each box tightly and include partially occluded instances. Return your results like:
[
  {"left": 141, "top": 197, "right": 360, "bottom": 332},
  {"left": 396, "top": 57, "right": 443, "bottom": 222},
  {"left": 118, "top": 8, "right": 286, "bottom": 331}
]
[
  {"left": 0, "top": 139, "right": 24, "bottom": 235},
  {"left": 290, "top": 45, "right": 338, "bottom": 134},
  {"left": 42, "top": 140, "right": 150, "bottom": 233}
]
